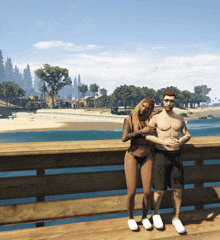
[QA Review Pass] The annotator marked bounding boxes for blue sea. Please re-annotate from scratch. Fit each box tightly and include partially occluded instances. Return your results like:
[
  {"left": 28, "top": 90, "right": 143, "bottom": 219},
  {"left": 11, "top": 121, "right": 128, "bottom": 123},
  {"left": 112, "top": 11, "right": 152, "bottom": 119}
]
[
  {"left": 0, "top": 117, "right": 219, "bottom": 143},
  {"left": 0, "top": 117, "right": 219, "bottom": 231}
]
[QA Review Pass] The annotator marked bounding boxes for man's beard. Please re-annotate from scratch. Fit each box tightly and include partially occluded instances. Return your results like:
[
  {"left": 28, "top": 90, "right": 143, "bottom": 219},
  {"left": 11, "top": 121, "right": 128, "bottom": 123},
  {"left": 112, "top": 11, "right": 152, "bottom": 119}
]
[{"left": 165, "top": 106, "right": 173, "bottom": 112}]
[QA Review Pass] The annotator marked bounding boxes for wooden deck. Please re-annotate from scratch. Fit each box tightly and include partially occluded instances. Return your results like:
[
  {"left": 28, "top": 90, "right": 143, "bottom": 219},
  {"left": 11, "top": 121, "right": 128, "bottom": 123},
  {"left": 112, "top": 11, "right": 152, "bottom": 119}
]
[
  {"left": 0, "top": 136, "right": 219, "bottom": 239},
  {"left": 0, "top": 208, "right": 219, "bottom": 239}
]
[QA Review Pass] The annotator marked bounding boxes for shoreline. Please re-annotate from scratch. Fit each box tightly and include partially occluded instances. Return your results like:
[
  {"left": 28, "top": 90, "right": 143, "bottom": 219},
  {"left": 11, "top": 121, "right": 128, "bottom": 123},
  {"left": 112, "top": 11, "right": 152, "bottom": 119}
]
[
  {"left": 0, "top": 107, "right": 219, "bottom": 133},
  {"left": 172, "top": 107, "right": 220, "bottom": 120},
  {"left": 0, "top": 121, "right": 123, "bottom": 133},
  {"left": 0, "top": 118, "right": 123, "bottom": 133}
]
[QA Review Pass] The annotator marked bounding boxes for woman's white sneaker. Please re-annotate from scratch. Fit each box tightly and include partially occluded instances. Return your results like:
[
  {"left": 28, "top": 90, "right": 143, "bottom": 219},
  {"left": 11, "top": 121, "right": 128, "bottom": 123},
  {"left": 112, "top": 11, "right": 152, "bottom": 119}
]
[
  {"left": 128, "top": 219, "right": 138, "bottom": 231},
  {"left": 141, "top": 218, "right": 153, "bottom": 230}
]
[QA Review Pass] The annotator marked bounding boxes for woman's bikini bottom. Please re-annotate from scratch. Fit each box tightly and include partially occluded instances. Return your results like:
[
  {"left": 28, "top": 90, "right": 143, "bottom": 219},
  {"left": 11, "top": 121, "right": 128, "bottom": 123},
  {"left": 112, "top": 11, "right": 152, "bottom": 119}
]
[{"left": 127, "top": 150, "right": 151, "bottom": 165}]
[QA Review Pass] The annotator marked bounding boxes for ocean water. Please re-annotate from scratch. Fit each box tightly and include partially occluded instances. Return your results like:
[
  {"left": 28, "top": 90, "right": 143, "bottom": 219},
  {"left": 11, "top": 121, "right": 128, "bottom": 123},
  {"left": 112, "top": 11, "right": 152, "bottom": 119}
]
[
  {"left": 0, "top": 117, "right": 219, "bottom": 231},
  {"left": 0, "top": 117, "right": 219, "bottom": 143},
  {"left": 0, "top": 128, "right": 122, "bottom": 143}
]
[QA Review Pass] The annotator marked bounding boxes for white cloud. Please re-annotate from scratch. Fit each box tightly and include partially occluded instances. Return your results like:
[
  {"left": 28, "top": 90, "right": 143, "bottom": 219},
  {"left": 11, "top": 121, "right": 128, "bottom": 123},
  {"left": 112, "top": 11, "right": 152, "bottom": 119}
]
[
  {"left": 34, "top": 41, "right": 66, "bottom": 50},
  {"left": 34, "top": 41, "right": 102, "bottom": 52},
  {"left": 13, "top": 44, "right": 220, "bottom": 102},
  {"left": 86, "top": 45, "right": 102, "bottom": 50},
  {"left": 153, "top": 46, "right": 166, "bottom": 50}
]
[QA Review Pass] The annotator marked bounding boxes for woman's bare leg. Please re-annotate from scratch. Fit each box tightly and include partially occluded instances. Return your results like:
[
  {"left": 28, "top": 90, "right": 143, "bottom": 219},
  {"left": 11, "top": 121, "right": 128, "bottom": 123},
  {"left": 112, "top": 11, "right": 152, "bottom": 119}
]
[
  {"left": 124, "top": 151, "right": 138, "bottom": 219},
  {"left": 140, "top": 155, "right": 152, "bottom": 219}
]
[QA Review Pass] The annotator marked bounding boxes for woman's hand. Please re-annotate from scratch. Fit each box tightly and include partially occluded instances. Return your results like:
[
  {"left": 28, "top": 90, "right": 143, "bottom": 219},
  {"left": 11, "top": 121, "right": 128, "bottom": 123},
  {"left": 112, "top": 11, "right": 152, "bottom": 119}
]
[{"left": 140, "top": 126, "right": 155, "bottom": 135}]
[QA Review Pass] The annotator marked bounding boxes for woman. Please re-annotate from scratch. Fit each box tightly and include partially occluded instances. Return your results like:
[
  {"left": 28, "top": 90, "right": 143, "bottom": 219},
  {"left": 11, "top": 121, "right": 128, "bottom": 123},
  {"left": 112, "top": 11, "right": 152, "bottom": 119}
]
[{"left": 122, "top": 97, "right": 173, "bottom": 231}]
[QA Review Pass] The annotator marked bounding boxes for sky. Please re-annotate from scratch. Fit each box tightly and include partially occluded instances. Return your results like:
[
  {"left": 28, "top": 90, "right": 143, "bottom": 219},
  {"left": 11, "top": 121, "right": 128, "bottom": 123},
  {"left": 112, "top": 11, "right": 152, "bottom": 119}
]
[{"left": 1, "top": 0, "right": 220, "bottom": 102}]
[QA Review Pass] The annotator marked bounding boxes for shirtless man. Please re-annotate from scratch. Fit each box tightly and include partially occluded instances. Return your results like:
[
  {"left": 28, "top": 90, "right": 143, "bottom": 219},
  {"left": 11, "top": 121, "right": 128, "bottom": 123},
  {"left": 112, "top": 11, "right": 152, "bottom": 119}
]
[{"left": 147, "top": 91, "right": 191, "bottom": 234}]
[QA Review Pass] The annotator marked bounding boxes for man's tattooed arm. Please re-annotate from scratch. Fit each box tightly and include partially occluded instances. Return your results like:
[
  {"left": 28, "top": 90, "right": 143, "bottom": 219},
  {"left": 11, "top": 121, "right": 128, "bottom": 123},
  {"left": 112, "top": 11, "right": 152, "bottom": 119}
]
[{"left": 122, "top": 118, "right": 143, "bottom": 142}]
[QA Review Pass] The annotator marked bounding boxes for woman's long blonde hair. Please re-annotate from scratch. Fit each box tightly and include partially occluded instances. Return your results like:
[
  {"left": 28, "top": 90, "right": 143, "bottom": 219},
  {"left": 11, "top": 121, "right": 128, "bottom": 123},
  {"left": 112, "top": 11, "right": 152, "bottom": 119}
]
[{"left": 132, "top": 97, "right": 155, "bottom": 132}]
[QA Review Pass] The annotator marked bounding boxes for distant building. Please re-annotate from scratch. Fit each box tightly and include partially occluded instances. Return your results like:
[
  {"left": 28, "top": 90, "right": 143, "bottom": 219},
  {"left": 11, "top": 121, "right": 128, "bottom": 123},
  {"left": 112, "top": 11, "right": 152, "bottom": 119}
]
[{"left": 71, "top": 96, "right": 101, "bottom": 108}]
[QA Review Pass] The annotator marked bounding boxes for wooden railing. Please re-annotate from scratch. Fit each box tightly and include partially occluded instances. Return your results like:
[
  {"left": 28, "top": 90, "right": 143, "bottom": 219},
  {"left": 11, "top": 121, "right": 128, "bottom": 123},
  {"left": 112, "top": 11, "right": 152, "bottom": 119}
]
[{"left": 0, "top": 137, "right": 219, "bottom": 228}]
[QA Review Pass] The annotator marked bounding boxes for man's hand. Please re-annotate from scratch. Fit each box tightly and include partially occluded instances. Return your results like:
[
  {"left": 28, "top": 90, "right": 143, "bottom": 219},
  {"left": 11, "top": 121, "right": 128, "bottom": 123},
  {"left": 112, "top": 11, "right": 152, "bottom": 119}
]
[
  {"left": 166, "top": 138, "right": 180, "bottom": 148},
  {"left": 140, "top": 126, "right": 155, "bottom": 135}
]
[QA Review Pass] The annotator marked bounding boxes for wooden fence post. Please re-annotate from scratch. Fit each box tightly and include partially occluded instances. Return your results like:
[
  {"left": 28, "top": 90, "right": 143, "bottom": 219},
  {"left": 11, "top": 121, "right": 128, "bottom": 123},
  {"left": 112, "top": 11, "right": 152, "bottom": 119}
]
[
  {"left": 194, "top": 159, "right": 204, "bottom": 210},
  {"left": 36, "top": 168, "right": 45, "bottom": 227}
]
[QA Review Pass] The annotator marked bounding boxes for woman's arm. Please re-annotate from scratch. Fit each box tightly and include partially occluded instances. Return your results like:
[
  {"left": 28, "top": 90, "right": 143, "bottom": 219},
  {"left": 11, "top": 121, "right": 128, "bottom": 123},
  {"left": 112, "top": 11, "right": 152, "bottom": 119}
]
[{"left": 122, "top": 118, "right": 144, "bottom": 142}]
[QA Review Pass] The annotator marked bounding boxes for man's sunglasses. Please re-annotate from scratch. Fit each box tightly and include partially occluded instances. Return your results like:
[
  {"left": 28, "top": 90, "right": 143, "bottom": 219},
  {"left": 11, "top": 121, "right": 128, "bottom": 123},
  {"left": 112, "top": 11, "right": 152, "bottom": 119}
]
[{"left": 163, "top": 99, "right": 175, "bottom": 103}]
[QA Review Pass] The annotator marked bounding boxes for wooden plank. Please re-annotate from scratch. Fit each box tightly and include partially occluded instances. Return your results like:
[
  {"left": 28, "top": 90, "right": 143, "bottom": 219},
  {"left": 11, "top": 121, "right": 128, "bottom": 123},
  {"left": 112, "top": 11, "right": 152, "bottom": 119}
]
[
  {"left": 0, "top": 170, "right": 129, "bottom": 199},
  {"left": 0, "top": 140, "right": 130, "bottom": 156},
  {"left": 181, "top": 146, "right": 220, "bottom": 161},
  {"left": 0, "top": 137, "right": 219, "bottom": 157},
  {"left": 0, "top": 145, "right": 219, "bottom": 172},
  {"left": 0, "top": 187, "right": 219, "bottom": 225},
  {"left": 185, "top": 136, "right": 220, "bottom": 147},
  {"left": 0, "top": 208, "right": 219, "bottom": 240},
  {"left": 160, "top": 186, "right": 220, "bottom": 209},
  {"left": 0, "top": 151, "right": 126, "bottom": 172},
  {"left": 49, "top": 217, "right": 220, "bottom": 240},
  {"left": 1, "top": 164, "right": 220, "bottom": 199},
  {"left": 184, "top": 164, "right": 220, "bottom": 184}
]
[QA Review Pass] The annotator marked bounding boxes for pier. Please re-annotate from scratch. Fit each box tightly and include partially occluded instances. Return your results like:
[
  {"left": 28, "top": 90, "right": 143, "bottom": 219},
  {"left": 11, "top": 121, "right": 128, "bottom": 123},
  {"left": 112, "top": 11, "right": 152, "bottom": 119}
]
[{"left": 0, "top": 136, "right": 219, "bottom": 239}]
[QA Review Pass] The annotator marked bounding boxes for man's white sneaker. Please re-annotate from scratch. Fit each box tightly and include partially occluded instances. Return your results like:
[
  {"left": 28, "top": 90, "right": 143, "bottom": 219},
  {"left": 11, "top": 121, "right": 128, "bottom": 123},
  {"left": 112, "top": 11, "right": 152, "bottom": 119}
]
[
  {"left": 128, "top": 219, "right": 138, "bottom": 231},
  {"left": 172, "top": 219, "right": 186, "bottom": 234},
  {"left": 152, "top": 215, "right": 164, "bottom": 229},
  {"left": 141, "top": 218, "right": 152, "bottom": 230}
]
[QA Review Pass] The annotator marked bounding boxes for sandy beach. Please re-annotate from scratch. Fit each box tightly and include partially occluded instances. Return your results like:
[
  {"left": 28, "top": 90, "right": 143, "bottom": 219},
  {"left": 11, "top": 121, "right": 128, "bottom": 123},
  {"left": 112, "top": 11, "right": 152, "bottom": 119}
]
[
  {"left": 172, "top": 106, "right": 220, "bottom": 118},
  {"left": 0, "top": 106, "right": 219, "bottom": 133},
  {"left": 0, "top": 117, "right": 123, "bottom": 133},
  {"left": 0, "top": 109, "right": 124, "bottom": 132}
]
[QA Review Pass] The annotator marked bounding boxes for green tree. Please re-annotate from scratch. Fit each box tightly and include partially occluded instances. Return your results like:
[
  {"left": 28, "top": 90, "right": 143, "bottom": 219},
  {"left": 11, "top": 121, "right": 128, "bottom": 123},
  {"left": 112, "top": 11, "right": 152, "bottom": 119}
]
[
  {"left": 141, "top": 87, "right": 156, "bottom": 102},
  {"left": 194, "top": 85, "right": 211, "bottom": 95},
  {"left": 194, "top": 86, "right": 202, "bottom": 94},
  {"left": 182, "top": 90, "right": 194, "bottom": 108},
  {"left": 193, "top": 93, "right": 207, "bottom": 107},
  {"left": 73, "top": 77, "right": 78, "bottom": 98},
  {"left": 14, "top": 65, "right": 23, "bottom": 87},
  {"left": 0, "top": 81, "right": 25, "bottom": 107},
  {"left": 23, "top": 64, "right": 35, "bottom": 96},
  {"left": 39, "top": 83, "right": 48, "bottom": 108},
  {"left": 5, "top": 57, "right": 14, "bottom": 83},
  {"left": 194, "top": 85, "right": 211, "bottom": 104},
  {"left": 100, "top": 88, "right": 107, "bottom": 96},
  {"left": 90, "top": 83, "right": 99, "bottom": 108},
  {"left": 130, "top": 85, "right": 141, "bottom": 106},
  {"left": 77, "top": 74, "right": 82, "bottom": 98},
  {"left": 34, "top": 64, "right": 72, "bottom": 108},
  {"left": 97, "top": 95, "right": 114, "bottom": 108},
  {"left": 112, "top": 85, "right": 134, "bottom": 109},
  {"left": 78, "top": 74, "right": 81, "bottom": 86},
  {"left": 106, "top": 95, "right": 116, "bottom": 108},
  {"left": 0, "top": 50, "right": 5, "bottom": 83},
  {"left": 78, "top": 84, "right": 88, "bottom": 98},
  {"left": 34, "top": 77, "right": 43, "bottom": 93}
]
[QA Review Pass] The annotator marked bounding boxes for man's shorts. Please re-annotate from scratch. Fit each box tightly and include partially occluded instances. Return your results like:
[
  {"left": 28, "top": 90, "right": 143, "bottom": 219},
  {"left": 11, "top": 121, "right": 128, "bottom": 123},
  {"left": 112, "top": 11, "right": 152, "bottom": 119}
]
[{"left": 153, "top": 148, "right": 184, "bottom": 190}]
